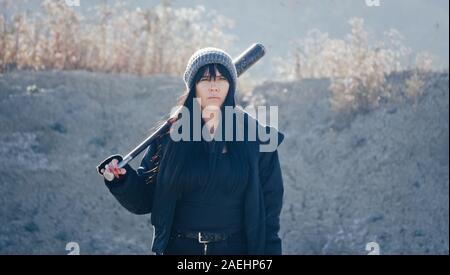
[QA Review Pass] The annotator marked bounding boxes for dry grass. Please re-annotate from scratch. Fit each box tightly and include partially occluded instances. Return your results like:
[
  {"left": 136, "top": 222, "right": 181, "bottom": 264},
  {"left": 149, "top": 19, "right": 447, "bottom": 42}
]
[
  {"left": 0, "top": 0, "right": 235, "bottom": 75},
  {"left": 404, "top": 52, "right": 436, "bottom": 106},
  {"left": 275, "top": 17, "right": 435, "bottom": 119},
  {"left": 1, "top": 3, "right": 439, "bottom": 118}
]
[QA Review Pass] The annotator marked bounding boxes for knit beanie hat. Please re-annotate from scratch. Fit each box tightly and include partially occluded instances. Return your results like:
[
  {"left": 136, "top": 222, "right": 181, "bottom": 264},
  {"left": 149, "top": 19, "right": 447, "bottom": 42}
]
[{"left": 183, "top": 47, "right": 237, "bottom": 91}]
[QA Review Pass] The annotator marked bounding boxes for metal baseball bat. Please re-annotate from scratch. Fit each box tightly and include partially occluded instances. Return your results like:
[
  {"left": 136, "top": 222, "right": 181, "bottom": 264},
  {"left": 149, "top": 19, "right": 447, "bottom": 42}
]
[{"left": 99, "top": 43, "right": 266, "bottom": 180}]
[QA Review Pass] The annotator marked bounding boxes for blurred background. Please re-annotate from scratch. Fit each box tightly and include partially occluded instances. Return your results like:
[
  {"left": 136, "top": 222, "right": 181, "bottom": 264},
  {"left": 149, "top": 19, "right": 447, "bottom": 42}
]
[{"left": 0, "top": 0, "right": 448, "bottom": 254}]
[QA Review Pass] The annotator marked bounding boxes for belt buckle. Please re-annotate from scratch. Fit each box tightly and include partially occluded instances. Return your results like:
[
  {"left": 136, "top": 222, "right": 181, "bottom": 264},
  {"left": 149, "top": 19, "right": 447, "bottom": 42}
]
[{"left": 198, "top": 232, "right": 210, "bottom": 244}]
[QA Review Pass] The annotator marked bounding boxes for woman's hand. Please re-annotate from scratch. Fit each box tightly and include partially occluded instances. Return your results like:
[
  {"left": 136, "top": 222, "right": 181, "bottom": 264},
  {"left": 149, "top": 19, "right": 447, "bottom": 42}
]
[{"left": 100, "top": 158, "right": 127, "bottom": 181}]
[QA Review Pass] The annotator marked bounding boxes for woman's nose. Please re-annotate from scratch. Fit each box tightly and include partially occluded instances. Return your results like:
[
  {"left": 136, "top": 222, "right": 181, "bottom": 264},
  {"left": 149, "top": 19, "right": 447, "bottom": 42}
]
[{"left": 209, "top": 83, "right": 219, "bottom": 92}]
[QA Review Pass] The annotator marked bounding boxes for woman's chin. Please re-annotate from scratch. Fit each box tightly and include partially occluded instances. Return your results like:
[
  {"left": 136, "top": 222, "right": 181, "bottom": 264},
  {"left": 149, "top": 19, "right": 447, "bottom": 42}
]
[{"left": 204, "top": 103, "right": 222, "bottom": 110}]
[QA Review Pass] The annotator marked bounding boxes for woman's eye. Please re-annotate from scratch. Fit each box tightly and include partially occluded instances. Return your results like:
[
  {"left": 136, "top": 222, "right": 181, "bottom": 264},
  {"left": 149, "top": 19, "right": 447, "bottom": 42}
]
[{"left": 200, "top": 76, "right": 225, "bottom": 81}]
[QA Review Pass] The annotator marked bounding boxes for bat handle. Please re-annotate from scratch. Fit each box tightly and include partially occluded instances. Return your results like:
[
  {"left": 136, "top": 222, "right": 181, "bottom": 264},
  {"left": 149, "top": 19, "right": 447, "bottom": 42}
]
[
  {"left": 117, "top": 155, "right": 132, "bottom": 169},
  {"left": 97, "top": 114, "right": 179, "bottom": 180},
  {"left": 114, "top": 115, "right": 178, "bottom": 169}
]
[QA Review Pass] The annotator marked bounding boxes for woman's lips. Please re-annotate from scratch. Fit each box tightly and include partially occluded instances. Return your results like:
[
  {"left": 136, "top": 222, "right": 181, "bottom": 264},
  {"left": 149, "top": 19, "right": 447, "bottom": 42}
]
[{"left": 208, "top": 96, "right": 221, "bottom": 99}]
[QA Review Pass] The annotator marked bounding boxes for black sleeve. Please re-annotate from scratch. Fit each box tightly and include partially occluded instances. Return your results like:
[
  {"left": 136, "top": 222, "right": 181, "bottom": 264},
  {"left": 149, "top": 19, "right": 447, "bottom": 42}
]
[
  {"left": 259, "top": 149, "right": 284, "bottom": 255},
  {"left": 103, "top": 140, "right": 161, "bottom": 215}
]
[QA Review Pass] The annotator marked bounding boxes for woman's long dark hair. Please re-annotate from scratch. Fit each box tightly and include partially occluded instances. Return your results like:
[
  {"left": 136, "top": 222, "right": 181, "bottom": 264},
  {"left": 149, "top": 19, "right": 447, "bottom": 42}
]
[{"left": 156, "top": 63, "right": 250, "bottom": 198}]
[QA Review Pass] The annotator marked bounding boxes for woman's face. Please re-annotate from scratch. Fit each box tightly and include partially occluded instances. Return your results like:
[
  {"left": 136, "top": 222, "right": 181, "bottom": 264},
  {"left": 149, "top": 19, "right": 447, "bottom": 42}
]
[{"left": 195, "top": 67, "right": 229, "bottom": 110}]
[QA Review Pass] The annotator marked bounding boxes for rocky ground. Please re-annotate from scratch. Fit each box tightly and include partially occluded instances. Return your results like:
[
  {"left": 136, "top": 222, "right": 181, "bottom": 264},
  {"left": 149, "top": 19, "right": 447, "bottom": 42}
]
[{"left": 0, "top": 70, "right": 448, "bottom": 254}]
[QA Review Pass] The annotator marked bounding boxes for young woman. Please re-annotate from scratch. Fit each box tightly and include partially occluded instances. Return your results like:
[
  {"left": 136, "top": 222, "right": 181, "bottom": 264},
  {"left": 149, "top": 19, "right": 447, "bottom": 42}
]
[{"left": 98, "top": 47, "right": 284, "bottom": 255}]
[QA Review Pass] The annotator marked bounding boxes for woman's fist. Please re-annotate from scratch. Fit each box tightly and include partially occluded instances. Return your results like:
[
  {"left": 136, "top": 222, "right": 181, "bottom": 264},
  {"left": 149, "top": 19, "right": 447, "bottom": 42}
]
[{"left": 100, "top": 158, "right": 126, "bottom": 181}]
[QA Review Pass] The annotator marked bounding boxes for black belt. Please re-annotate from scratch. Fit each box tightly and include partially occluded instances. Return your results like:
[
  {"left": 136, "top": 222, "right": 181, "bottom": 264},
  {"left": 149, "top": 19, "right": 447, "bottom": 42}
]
[{"left": 170, "top": 229, "right": 244, "bottom": 243}]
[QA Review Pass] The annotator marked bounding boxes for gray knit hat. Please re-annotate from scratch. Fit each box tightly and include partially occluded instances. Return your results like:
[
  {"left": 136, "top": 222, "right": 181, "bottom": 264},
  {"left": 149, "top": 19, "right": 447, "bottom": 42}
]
[{"left": 183, "top": 47, "right": 237, "bottom": 90}]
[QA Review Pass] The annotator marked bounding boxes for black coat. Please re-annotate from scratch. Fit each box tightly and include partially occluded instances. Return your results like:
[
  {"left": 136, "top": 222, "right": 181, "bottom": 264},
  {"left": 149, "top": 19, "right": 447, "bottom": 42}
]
[{"left": 102, "top": 109, "right": 285, "bottom": 255}]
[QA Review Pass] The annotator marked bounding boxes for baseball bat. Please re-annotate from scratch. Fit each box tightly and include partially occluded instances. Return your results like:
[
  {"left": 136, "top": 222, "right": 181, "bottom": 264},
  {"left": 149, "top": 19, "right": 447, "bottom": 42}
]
[{"left": 98, "top": 43, "right": 266, "bottom": 180}]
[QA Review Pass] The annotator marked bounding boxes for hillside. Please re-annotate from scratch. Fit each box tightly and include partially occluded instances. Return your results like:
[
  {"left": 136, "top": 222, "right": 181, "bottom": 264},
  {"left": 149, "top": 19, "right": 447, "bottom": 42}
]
[{"left": 0, "top": 70, "right": 448, "bottom": 254}]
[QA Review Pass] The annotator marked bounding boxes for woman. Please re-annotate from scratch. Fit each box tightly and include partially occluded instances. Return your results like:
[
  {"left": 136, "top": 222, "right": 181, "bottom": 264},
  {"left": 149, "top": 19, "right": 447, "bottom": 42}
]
[{"left": 98, "top": 47, "right": 285, "bottom": 255}]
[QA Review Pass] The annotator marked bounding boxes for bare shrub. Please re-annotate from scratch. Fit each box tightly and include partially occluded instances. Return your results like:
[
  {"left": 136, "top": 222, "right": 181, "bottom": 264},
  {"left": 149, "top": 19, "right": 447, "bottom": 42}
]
[
  {"left": 405, "top": 52, "right": 435, "bottom": 106},
  {"left": 275, "top": 17, "right": 435, "bottom": 128}
]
